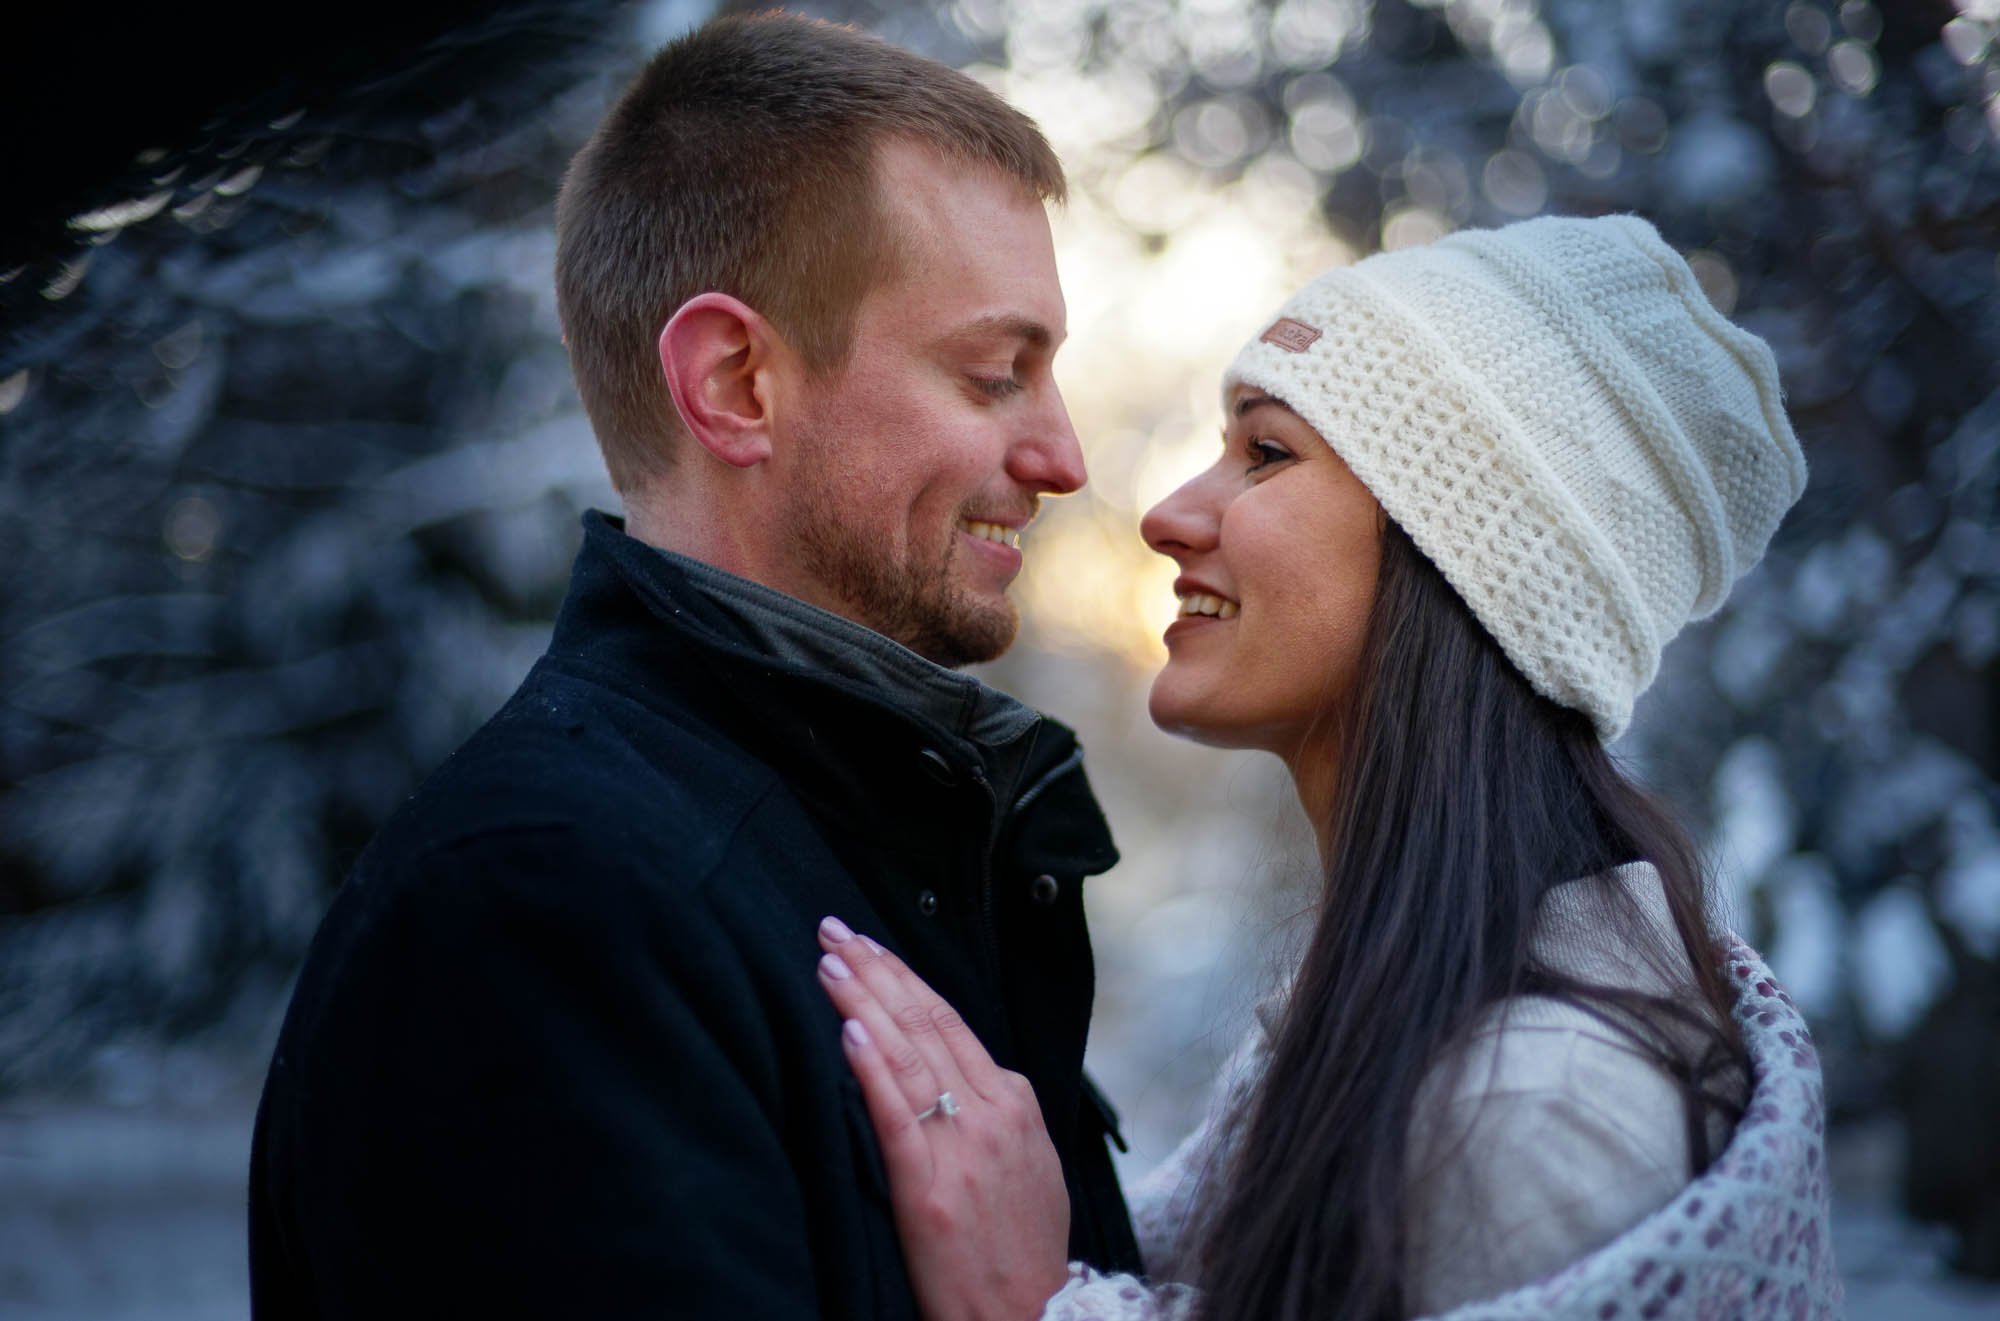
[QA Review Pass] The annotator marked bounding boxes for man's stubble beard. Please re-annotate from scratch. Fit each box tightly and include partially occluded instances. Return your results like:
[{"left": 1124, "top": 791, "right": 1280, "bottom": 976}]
[{"left": 790, "top": 466, "right": 1020, "bottom": 670}]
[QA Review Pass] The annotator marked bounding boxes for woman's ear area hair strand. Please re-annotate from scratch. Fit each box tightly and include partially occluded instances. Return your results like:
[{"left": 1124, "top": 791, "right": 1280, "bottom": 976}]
[{"left": 656, "top": 292, "right": 780, "bottom": 470}]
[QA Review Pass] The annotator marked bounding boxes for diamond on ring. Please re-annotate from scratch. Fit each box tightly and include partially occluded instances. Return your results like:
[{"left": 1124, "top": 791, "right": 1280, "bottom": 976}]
[{"left": 916, "top": 1090, "right": 960, "bottom": 1121}]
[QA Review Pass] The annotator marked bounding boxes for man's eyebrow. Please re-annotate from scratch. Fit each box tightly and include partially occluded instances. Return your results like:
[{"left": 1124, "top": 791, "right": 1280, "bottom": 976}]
[
  {"left": 945, "top": 313, "right": 1056, "bottom": 351},
  {"left": 1233, "top": 392, "right": 1300, "bottom": 420}
]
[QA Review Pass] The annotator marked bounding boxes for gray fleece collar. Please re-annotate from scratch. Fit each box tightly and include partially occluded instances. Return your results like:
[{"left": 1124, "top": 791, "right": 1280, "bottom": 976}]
[{"left": 659, "top": 545, "right": 1042, "bottom": 752}]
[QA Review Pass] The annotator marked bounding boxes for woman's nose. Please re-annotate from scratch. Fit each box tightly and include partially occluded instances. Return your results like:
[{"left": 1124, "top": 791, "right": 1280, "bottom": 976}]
[{"left": 1140, "top": 468, "right": 1221, "bottom": 559}]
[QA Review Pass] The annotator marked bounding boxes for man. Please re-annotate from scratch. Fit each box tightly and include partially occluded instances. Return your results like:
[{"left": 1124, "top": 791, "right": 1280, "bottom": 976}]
[{"left": 248, "top": 12, "right": 1141, "bottom": 1318}]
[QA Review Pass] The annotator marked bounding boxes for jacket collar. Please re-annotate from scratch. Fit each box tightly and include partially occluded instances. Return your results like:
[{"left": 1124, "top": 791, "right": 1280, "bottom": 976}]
[
  {"left": 548, "top": 511, "right": 1113, "bottom": 872},
  {"left": 662, "top": 535, "right": 1041, "bottom": 753}
]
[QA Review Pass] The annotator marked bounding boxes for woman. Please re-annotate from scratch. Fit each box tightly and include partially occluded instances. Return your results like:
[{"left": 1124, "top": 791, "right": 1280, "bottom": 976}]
[{"left": 813, "top": 214, "right": 1839, "bottom": 1319}]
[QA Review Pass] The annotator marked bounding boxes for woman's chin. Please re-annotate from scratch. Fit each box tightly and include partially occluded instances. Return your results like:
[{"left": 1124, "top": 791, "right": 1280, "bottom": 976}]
[
  {"left": 1148, "top": 673, "right": 1310, "bottom": 758},
  {"left": 1147, "top": 677, "right": 1245, "bottom": 748}
]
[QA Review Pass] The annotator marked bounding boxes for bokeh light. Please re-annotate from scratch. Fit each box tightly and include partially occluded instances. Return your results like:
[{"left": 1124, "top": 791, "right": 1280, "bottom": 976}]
[
  {"left": 164, "top": 496, "right": 222, "bottom": 563},
  {"left": 1827, "top": 39, "right": 1879, "bottom": 97},
  {"left": 1765, "top": 60, "right": 1818, "bottom": 118}
]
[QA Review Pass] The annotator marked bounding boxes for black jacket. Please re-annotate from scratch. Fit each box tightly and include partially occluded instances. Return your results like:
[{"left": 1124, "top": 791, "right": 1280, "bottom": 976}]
[{"left": 249, "top": 511, "right": 1141, "bottom": 1318}]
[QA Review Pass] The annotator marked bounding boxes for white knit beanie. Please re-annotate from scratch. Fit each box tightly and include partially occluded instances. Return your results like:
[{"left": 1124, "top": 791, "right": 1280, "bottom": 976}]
[{"left": 1224, "top": 214, "right": 1805, "bottom": 740}]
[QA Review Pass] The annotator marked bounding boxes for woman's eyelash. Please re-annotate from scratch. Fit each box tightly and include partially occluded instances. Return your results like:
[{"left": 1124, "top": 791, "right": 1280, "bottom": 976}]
[
  {"left": 1247, "top": 437, "right": 1292, "bottom": 470},
  {"left": 1218, "top": 427, "right": 1295, "bottom": 471}
]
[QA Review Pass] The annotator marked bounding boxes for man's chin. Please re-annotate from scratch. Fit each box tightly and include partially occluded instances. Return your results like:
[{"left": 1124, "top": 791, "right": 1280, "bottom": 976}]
[{"left": 906, "top": 599, "right": 1019, "bottom": 669}]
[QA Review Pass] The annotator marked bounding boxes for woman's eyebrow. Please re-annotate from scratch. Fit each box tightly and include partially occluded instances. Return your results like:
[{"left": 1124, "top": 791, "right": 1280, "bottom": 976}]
[{"left": 1233, "top": 392, "right": 1301, "bottom": 420}]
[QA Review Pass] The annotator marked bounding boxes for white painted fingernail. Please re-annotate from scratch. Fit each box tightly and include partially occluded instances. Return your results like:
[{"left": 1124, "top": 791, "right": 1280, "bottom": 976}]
[
  {"left": 820, "top": 915, "right": 854, "bottom": 943},
  {"left": 843, "top": 1018, "right": 870, "bottom": 1048},
  {"left": 860, "top": 935, "right": 884, "bottom": 955},
  {"left": 820, "top": 953, "right": 852, "bottom": 981}
]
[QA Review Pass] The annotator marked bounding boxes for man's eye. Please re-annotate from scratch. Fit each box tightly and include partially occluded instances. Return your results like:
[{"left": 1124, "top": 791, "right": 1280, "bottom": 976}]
[
  {"left": 1247, "top": 438, "right": 1292, "bottom": 471},
  {"left": 971, "top": 375, "right": 1024, "bottom": 399}
]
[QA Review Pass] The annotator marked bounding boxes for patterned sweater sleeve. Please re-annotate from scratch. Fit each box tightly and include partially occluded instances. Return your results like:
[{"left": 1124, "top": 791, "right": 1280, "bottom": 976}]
[{"left": 1040, "top": 1021, "right": 1274, "bottom": 1320}]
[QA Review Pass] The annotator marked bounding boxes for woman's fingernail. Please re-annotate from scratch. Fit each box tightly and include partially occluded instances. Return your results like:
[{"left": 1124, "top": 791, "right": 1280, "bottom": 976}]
[
  {"left": 844, "top": 1018, "right": 870, "bottom": 1048},
  {"left": 860, "top": 935, "right": 884, "bottom": 955},
  {"left": 820, "top": 952, "right": 853, "bottom": 981},
  {"left": 820, "top": 915, "right": 854, "bottom": 943}
]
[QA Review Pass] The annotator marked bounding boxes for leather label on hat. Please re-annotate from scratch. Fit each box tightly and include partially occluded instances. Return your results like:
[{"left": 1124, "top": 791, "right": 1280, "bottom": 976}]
[{"left": 1260, "top": 317, "right": 1321, "bottom": 352}]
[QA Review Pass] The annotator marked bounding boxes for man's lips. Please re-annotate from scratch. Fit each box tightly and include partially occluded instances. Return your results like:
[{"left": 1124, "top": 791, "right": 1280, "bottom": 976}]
[{"left": 959, "top": 518, "right": 1021, "bottom": 549}]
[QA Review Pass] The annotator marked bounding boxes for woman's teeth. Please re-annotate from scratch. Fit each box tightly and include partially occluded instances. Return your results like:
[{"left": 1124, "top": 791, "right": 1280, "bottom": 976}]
[
  {"left": 1177, "top": 593, "right": 1239, "bottom": 620},
  {"left": 962, "top": 520, "right": 1019, "bottom": 547}
]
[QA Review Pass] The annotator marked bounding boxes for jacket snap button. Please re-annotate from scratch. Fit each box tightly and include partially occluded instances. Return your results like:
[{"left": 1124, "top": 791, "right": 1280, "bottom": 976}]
[
  {"left": 1030, "top": 874, "right": 1060, "bottom": 905},
  {"left": 917, "top": 748, "right": 956, "bottom": 786},
  {"left": 917, "top": 889, "right": 939, "bottom": 916}
]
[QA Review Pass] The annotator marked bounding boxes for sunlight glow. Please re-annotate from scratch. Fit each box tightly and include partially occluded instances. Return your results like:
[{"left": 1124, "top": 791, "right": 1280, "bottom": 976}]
[{"left": 1011, "top": 100, "right": 1354, "bottom": 668}]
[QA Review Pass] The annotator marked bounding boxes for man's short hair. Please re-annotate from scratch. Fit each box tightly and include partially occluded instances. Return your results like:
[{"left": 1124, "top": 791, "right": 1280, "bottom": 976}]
[{"left": 555, "top": 13, "right": 1067, "bottom": 494}]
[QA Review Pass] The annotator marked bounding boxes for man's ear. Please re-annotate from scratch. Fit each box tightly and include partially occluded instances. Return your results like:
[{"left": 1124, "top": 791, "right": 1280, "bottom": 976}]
[{"left": 658, "top": 293, "right": 782, "bottom": 469}]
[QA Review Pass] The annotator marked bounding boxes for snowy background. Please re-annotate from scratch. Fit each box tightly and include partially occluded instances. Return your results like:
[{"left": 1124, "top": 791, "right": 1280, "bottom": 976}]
[{"left": 3, "top": 0, "right": 1998, "bottom": 1315}]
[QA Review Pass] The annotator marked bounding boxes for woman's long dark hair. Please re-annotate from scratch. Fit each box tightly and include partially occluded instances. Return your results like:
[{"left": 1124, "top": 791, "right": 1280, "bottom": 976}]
[{"left": 1193, "top": 521, "right": 1749, "bottom": 1321}]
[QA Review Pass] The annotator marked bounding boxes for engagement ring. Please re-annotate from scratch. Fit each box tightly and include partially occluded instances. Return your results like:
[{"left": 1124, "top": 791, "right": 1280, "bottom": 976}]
[{"left": 915, "top": 1090, "right": 961, "bottom": 1121}]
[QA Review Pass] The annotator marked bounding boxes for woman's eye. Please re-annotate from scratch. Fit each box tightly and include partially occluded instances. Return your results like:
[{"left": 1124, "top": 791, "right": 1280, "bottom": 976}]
[
  {"left": 971, "top": 375, "right": 1023, "bottom": 400},
  {"left": 1247, "top": 438, "right": 1292, "bottom": 471}
]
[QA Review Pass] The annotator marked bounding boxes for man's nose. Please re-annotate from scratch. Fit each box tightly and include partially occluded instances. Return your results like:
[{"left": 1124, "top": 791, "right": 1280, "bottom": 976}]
[
  {"left": 1140, "top": 467, "right": 1221, "bottom": 558},
  {"left": 1007, "top": 386, "right": 1088, "bottom": 496}
]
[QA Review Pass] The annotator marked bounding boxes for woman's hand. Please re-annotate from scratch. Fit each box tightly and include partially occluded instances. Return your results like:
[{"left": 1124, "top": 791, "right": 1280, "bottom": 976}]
[{"left": 816, "top": 916, "right": 1071, "bottom": 1321}]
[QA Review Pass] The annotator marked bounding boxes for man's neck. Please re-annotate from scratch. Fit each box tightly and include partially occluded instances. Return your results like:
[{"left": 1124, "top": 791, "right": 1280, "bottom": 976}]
[
  {"left": 624, "top": 487, "right": 868, "bottom": 624},
  {"left": 621, "top": 527, "right": 1037, "bottom": 752},
  {"left": 623, "top": 490, "right": 759, "bottom": 580}
]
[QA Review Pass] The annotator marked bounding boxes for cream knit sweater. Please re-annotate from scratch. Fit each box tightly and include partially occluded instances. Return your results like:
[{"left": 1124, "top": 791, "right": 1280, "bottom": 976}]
[
  {"left": 1042, "top": 865, "right": 1839, "bottom": 1319},
  {"left": 1401, "top": 864, "right": 1742, "bottom": 1312}
]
